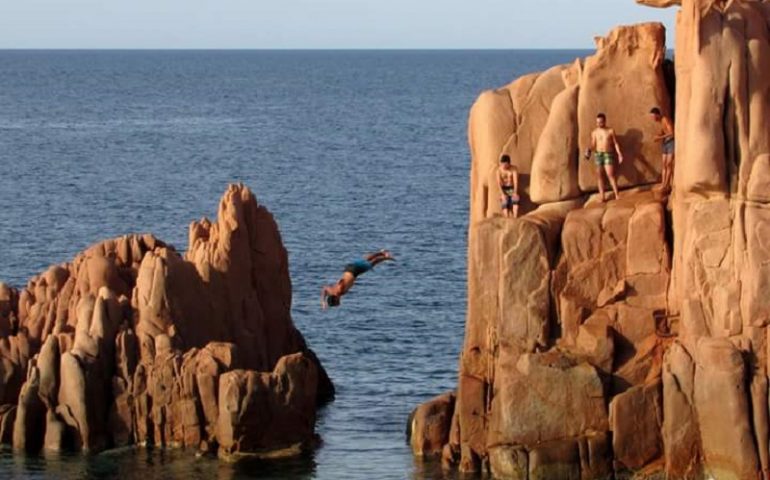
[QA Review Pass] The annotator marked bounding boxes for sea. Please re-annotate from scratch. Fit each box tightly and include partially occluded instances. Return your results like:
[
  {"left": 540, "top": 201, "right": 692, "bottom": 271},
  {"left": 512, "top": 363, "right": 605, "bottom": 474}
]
[{"left": 0, "top": 50, "right": 589, "bottom": 479}]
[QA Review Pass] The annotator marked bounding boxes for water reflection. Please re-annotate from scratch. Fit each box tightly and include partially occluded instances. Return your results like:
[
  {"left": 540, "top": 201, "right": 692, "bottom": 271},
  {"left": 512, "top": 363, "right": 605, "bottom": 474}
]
[
  {"left": 1, "top": 447, "right": 318, "bottom": 480},
  {"left": 0, "top": 446, "right": 475, "bottom": 480},
  {"left": 410, "top": 456, "right": 463, "bottom": 480}
]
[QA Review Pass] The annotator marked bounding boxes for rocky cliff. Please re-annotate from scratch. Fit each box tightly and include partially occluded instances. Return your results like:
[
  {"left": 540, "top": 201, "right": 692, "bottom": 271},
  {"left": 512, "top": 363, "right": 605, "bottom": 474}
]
[
  {"left": 410, "top": 2, "right": 770, "bottom": 479},
  {"left": 0, "top": 184, "right": 333, "bottom": 459}
]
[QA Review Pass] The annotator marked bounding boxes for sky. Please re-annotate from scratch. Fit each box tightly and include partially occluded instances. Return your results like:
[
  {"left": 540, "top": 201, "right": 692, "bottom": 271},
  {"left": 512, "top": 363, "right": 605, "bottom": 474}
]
[{"left": 1, "top": 0, "right": 678, "bottom": 49}]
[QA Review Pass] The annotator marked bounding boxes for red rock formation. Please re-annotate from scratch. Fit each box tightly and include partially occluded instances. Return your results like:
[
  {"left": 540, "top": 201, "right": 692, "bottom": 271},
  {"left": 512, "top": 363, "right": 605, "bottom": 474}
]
[
  {"left": 0, "top": 184, "right": 332, "bottom": 458},
  {"left": 470, "top": 22, "right": 670, "bottom": 221},
  {"left": 407, "top": 392, "right": 455, "bottom": 458},
  {"left": 216, "top": 352, "right": 319, "bottom": 459},
  {"left": 411, "top": 4, "right": 770, "bottom": 478}
]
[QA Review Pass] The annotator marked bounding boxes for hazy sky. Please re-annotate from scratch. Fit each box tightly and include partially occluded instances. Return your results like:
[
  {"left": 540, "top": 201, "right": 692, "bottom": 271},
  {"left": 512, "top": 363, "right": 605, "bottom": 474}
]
[{"left": 1, "top": 0, "right": 677, "bottom": 49}]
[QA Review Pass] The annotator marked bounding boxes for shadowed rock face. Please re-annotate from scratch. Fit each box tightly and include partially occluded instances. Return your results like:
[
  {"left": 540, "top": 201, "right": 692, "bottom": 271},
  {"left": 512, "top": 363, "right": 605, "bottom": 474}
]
[
  {"left": 410, "top": 3, "right": 770, "bottom": 479},
  {"left": 0, "top": 184, "right": 333, "bottom": 458}
]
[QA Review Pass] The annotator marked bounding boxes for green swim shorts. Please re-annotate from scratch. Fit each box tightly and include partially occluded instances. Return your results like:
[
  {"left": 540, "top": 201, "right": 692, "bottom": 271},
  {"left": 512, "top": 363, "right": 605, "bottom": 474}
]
[{"left": 594, "top": 151, "right": 615, "bottom": 166}]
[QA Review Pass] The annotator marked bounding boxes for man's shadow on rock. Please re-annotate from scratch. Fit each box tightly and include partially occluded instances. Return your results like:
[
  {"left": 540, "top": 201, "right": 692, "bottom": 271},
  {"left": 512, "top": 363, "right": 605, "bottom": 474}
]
[{"left": 618, "top": 128, "right": 657, "bottom": 185}]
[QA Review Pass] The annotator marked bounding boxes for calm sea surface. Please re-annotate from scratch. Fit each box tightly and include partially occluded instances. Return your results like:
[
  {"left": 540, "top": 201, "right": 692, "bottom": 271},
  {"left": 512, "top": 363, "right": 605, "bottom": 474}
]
[{"left": 0, "top": 50, "right": 587, "bottom": 479}]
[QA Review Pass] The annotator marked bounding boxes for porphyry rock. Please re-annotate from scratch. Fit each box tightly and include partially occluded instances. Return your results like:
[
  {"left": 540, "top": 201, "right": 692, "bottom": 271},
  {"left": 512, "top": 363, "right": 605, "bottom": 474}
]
[
  {"left": 13, "top": 365, "right": 45, "bottom": 453},
  {"left": 407, "top": 392, "right": 455, "bottom": 457},
  {"left": 694, "top": 338, "right": 758, "bottom": 478},
  {"left": 609, "top": 379, "right": 663, "bottom": 470},
  {"left": 412, "top": 4, "right": 770, "bottom": 478},
  {"left": 0, "top": 283, "right": 18, "bottom": 337},
  {"left": 0, "top": 184, "right": 331, "bottom": 460},
  {"left": 488, "top": 351, "right": 608, "bottom": 448},
  {"left": 471, "top": 22, "right": 670, "bottom": 219},
  {"left": 216, "top": 352, "right": 319, "bottom": 459},
  {"left": 577, "top": 23, "right": 671, "bottom": 192}
]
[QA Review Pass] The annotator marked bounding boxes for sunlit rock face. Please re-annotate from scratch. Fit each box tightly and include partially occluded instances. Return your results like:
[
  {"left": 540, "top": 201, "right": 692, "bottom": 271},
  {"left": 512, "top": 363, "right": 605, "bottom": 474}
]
[
  {"left": 1, "top": 184, "right": 333, "bottom": 458},
  {"left": 410, "top": 3, "right": 770, "bottom": 478}
]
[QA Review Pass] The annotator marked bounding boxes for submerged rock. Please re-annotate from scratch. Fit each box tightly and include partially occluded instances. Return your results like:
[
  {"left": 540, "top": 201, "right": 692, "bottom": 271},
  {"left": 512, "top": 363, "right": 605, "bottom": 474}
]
[{"left": 0, "top": 184, "right": 333, "bottom": 458}]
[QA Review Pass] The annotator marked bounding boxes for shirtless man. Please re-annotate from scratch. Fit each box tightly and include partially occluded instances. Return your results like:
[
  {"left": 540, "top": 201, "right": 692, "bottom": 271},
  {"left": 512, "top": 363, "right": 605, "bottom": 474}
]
[
  {"left": 650, "top": 107, "right": 674, "bottom": 192},
  {"left": 585, "top": 113, "right": 624, "bottom": 202},
  {"left": 498, "top": 155, "right": 520, "bottom": 218},
  {"left": 321, "top": 250, "right": 395, "bottom": 309}
]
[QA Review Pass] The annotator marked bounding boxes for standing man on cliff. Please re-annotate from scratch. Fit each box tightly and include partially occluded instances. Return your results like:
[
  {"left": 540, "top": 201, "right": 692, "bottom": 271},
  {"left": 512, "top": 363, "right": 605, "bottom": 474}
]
[
  {"left": 586, "top": 113, "right": 624, "bottom": 202},
  {"left": 650, "top": 107, "right": 674, "bottom": 192},
  {"left": 498, "top": 155, "right": 520, "bottom": 218}
]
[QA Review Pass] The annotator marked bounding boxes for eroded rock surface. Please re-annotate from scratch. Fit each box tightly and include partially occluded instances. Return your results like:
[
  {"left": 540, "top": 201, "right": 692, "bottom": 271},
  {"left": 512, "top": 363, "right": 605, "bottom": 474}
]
[
  {"left": 0, "top": 184, "right": 332, "bottom": 459},
  {"left": 411, "top": 3, "right": 770, "bottom": 479},
  {"left": 470, "top": 22, "right": 670, "bottom": 221}
]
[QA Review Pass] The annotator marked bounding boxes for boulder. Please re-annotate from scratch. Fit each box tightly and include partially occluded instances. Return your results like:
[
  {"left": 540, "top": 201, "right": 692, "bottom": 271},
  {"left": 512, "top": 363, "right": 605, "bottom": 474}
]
[
  {"left": 609, "top": 379, "right": 663, "bottom": 470},
  {"left": 458, "top": 201, "right": 576, "bottom": 467},
  {"left": 408, "top": 392, "right": 455, "bottom": 457},
  {"left": 488, "top": 434, "right": 612, "bottom": 480},
  {"left": 530, "top": 79, "right": 581, "bottom": 204},
  {"left": 13, "top": 366, "right": 45, "bottom": 453},
  {"left": 489, "top": 445, "right": 528, "bottom": 480},
  {"left": 528, "top": 439, "right": 581, "bottom": 480},
  {"left": 37, "top": 335, "right": 60, "bottom": 409},
  {"left": 662, "top": 342, "right": 701, "bottom": 479},
  {"left": 43, "top": 410, "right": 67, "bottom": 451},
  {"left": 554, "top": 191, "right": 669, "bottom": 346},
  {"left": 488, "top": 351, "right": 608, "bottom": 447},
  {"left": 0, "top": 404, "right": 17, "bottom": 445},
  {"left": 0, "top": 283, "right": 18, "bottom": 337},
  {"left": 216, "top": 352, "right": 319, "bottom": 459},
  {"left": 693, "top": 338, "right": 758, "bottom": 478}
]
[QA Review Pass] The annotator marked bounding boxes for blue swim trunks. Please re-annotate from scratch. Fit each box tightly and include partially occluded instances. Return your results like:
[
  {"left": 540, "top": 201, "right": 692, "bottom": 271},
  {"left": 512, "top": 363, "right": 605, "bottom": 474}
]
[
  {"left": 663, "top": 138, "right": 675, "bottom": 155},
  {"left": 344, "top": 259, "right": 373, "bottom": 277},
  {"left": 501, "top": 186, "right": 519, "bottom": 210}
]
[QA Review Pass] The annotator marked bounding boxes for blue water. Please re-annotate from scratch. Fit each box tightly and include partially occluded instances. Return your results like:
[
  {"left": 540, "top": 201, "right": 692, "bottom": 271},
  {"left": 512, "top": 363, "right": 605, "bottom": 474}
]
[{"left": 0, "top": 50, "right": 587, "bottom": 479}]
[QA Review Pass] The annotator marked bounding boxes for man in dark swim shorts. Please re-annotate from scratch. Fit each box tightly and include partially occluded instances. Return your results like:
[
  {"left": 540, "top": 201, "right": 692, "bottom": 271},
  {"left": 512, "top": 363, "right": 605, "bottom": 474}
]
[
  {"left": 498, "top": 155, "right": 520, "bottom": 218},
  {"left": 321, "top": 250, "right": 395, "bottom": 308},
  {"left": 650, "top": 107, "right": 675, "bottom": 192}
]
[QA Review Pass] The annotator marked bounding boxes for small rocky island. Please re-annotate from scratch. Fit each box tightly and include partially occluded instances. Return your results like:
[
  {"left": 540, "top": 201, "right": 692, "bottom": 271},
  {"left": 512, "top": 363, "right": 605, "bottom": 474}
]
[
  {"left": 0, "top": 184, "right": 333, "bottom": 458},
  {"left": 409, "top": 1, "right": 770, "bottom": 479}
]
